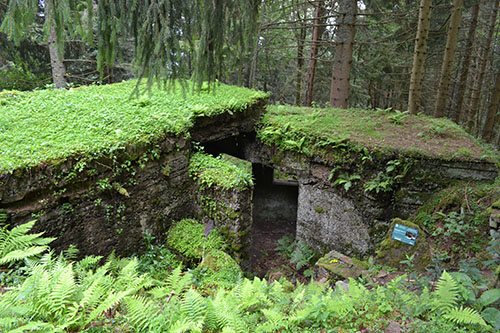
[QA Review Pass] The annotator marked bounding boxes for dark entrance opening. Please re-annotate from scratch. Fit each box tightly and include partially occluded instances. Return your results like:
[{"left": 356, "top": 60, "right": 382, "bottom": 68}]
[
  {"left": 251, "top": 163, "right": 298, "bottom": 277},
  {"left": 202, "top": 135, "right": 247, "bottom": 159}
]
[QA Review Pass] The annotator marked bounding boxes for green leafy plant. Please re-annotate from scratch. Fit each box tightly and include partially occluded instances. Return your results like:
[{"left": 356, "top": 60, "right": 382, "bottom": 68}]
[
  {"left": 290, "top": 241, "right": 318, "bottom": 271},
  {"left": 332, "top": 173, "right": 361, "bottom": 192},
  {"left": 0, "top": 253, "right": 151, "bottom": 331},
  {"left": 432, "top": 271, "right": 487, "bottom": 327},
  {"left": 0, "top": 220, "right": 55, "bottom": 266},
  {"left": 387, "top": 110, "right": 409, "bottom": 125}
]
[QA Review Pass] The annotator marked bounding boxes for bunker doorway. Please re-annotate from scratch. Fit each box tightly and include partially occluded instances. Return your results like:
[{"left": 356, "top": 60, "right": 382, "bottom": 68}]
[{"left": 251, "top": 163, "right": 298, "bottom": 277}]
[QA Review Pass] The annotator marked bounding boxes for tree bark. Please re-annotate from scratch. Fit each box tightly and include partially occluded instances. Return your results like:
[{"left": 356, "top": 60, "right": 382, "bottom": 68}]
[
  {"left": 304, "top": 1, "right": 326, "bottom": 107},
  {"left": 295, "top": 4, "right": 307, "bottom": 105},
  {"left": 434, "top": 0, "right": 463, "bottom": 118},
  {"left": 329, "top": 0, "right": 357, "bottom": 109},
  {"left": 454, "top": 1, "right": 480, "bottom": 123},
  {"left": 249, "top": 0, "right": 266, "bottom": 89},
  {"left": 481, "top": 69, "right": 500, "bottom": 142},
  {"left": 408, "top": 0, "right": 432, "bottom": 115},
  {"left": 45, "top": 0, "right": 67, "bottom": 89},
  {"left": 467, "top": 0, "right": 499, "bottom": 132}
]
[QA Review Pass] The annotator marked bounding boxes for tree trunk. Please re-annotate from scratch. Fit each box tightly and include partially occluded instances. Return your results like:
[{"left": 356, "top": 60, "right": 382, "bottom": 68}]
[
  {"left": 249, "top": 0, "right": 266, "bottom": 89},
  {"left": 305, "top": 1, "right": 326, "bottom": 107},
  {"left": 454, "top": 1, "right": 480, "bottom": 123},
  {"left": 481, "top": 69, "right": 500, "bottom": 142},
  {"left": 467, "top": 0, "right": 499, "bottom": 132},
  {"left": 45, "top": 0, "right": 67, "bottom": 89},
  {"left": 408, "top": 0, "right": 432, "bottom": 115},
  {"left": 434, "top": 0, "right": 463, "bottom": 118},
  {"left": 329, "top": 0, "right": 357, "bottom": 108},
  {"left": 295, "top": 5, "right": 307, "bottom": 105}
]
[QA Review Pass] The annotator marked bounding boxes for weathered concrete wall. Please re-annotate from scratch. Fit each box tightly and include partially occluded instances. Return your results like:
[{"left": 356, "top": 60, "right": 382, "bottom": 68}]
[
  {"left": 243, "top": 139, "right": 498, "bottom": 257},
  {"left": 0, "top": 137, "right": 192, "bottom": 257},
  {"left": 297, "top": 182, "right": 370, "bottom": 256},
  {"left": 192, "top": 185, "right": 253, "bottom": 268}
]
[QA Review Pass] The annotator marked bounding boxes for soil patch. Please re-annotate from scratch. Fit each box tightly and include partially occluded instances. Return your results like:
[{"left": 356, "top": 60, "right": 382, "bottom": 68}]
[{"left": 250, "top": 219, "right": 295, "bottom": 278}]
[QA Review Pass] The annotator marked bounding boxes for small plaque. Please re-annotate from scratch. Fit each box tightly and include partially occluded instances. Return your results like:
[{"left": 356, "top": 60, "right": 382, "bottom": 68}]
[{"left": 391, "top": 223, "right": 418, "bottom": 246}]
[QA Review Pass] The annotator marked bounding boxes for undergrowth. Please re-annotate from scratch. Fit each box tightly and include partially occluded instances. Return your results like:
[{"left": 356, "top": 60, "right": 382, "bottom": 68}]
[
  {"left": 413, "top": 181, "right": 500, "bottom": 265},
  {"left": 0, "top": 220, "right": 499, "bottom": 331}
]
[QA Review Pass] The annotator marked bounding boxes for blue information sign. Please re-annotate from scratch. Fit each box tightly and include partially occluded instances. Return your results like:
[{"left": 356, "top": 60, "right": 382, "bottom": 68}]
[{"left": 391, "top": 223, "right": 418, "bottom": 246}]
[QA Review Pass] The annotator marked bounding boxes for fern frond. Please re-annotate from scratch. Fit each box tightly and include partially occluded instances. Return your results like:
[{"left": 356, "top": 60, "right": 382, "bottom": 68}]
[
  {"left": 181, "top": 289, "right": 207, "bottom": 324},
  {"left": 78, "top": 272, "right": 111, "bottom": 312},
  {"left": 0, "top": 246, "right": 49, "bottom": 264},
  {"left": 0, "top": 220, "right": 54, "bottom": 264},
  {"left": 123, "top": 295, "right": 163, "bottom": 332},
  {"left": 49, "top": 263, "right": 76, "bottom": 318},
  {"left": 85, "top": 290, "right": 129, "bottom": 324},
  {"left": 5, "top": 321, "right": 55, "bottom": 332},
  {"left": 210, "top": 289, "right": 248, "bottom": 333},
  {"left": 258, "top": 308, "right": 288, "bottom": 332},
  {"left": 443, "top": 306, "right": 487, "bottom": 326},
  {"left": 434, "top": 271, "right": 459, "bottom": 312},
  {"left": 75, "top": 255, "right": 102, "bottom": 273},
  {"left": 237, "top": 277, "right": 270, "bottom": 312},
  {"left": 165, "top": 266, "right": 191, "bottom": 295},
  {"left": 168, "top": 318, "right": 203, "bottom": 333}
]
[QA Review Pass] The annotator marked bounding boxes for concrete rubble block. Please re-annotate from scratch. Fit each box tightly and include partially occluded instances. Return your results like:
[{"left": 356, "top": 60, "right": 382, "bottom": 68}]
[{"left": 314, "top": 249, "right": 368, "bottom": 281}]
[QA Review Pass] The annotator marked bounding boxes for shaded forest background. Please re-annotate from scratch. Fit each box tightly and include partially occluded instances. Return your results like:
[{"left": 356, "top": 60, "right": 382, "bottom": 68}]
[{"left": 1, "top": 0, "right": 500, "bottom": 145}]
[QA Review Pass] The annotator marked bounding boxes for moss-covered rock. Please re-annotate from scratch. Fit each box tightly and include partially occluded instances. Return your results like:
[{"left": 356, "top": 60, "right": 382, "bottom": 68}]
[
  {"left": 492, "top": 199, "right": 500, "bottom": 210},
  {"left": 166, "top": 219, "right": 226, "bottom": 262},
  {"left": 375, "top": 218, "right": 430, "bottom": 271},
  {"left": 314, "top": 250, "right": 368, "bottom": 280},
  {"left": 199, "top": 249, "right": 242, "bottom": 288}
]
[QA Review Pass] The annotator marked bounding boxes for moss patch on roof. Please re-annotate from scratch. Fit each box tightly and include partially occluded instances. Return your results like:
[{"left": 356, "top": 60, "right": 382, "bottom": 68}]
[
  {"left": 257, "top": 106, "right": 495, "bottom": 162},
  {"left": 0, "top": 80, "right": 267, "bottom": 173},
  {"left": 189, "top": 152, "right": 254, "bottom": 191}
]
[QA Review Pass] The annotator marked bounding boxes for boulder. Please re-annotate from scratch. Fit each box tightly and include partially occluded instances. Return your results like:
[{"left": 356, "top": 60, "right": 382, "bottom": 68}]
[{"left": 375, "top": 218, "right": 431, "bottom": 271}]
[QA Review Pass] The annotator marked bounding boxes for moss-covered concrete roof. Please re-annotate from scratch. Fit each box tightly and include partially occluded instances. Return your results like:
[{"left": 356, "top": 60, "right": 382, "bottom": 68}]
[
  {"left": 0, "top": 81, "right": 268, "bottom": 173},
  {"left": 257, "top": 106, "right": 496, "bottom": 162}
]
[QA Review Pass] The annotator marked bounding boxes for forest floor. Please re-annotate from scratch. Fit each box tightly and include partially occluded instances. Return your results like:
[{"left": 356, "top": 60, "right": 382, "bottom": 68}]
[
  {"left": 250, "top": 219, "right": 293, "bottom": 278},
  {"left": 250, "top": 220, "right": 311, "bottom": 283}
]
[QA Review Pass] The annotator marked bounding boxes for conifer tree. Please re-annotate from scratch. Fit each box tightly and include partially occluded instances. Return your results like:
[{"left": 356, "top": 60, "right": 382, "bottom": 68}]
[
  {"left": 1, "top": 0, "right": 259, "bottom": 89},
  {"left": 0, "top": 0, "right": 75, "bottom": 88},
  {"left": 408, "top": 0, "right": 432, "bottom": 114},
  {"left": 329, "top": 0, "right": 357, "bottom": 108},
  {"left": 434, "top": 0, "right": 463, "bottom": 118}
]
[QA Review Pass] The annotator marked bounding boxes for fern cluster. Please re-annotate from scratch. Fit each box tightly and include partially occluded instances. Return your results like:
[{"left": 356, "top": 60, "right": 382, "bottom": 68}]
[
  {"left": 0, "top": 220, "right": 497, "bottom": 331},
  {"left": 0, "top": 252, "right": 151, "bottom": 331}
]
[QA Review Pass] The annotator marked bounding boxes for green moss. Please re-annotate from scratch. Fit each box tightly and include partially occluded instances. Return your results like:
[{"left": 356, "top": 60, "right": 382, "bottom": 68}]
[
  {"left": 492, "top": 199, "right": 500, "bottom": 209},
  {"left": 166, "top": 219, "right": 226, "bottom": 261},
  {"left": 314, "top": 206, "right": 325, "bottom": 214},
  {"left": 189, "top": 152, "right": 254, "bottom": 191},
  {"left": 0, "top": 80, "right": 267, "bottom": 173},
  {"left": 198, "top": 249, "right": 242, "bottom": 288},
  {"left": 257, "top": 106, "right": 492, "bottom": 162}
]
